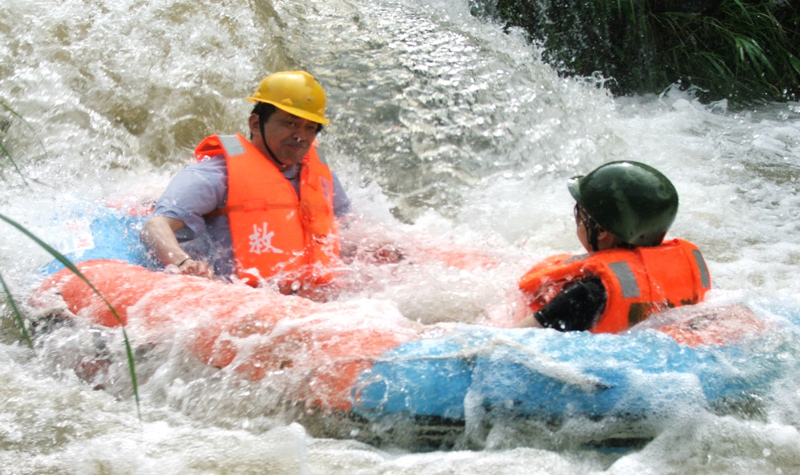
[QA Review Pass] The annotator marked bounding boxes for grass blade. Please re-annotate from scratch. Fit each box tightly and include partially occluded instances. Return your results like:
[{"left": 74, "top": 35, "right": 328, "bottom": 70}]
[
  {"left": 0, "top": 136, "right": 30, "bottom": 187},
  {"left": 0, "top": 271, "right": 34, "bottom": 349},
  {"left": 0, "top": 100, "right": 49, "bottom": 159},
  {"left": 0, "top": 212, "right": 140, "bottom": 417}
]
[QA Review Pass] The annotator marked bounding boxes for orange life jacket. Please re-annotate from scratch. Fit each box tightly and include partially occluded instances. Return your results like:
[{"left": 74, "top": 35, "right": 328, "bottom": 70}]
[
  {"left": 518, "top": 238, "right": 711, "bottom": 333},
  {"left": 194, "top": 134, "right": 340, "bottom": 287}
]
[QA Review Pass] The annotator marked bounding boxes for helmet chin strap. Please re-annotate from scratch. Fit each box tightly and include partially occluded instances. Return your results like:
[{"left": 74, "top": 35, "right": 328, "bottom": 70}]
[
  {"left": 589, "top": 230, "right": 599, "bottom": 252},
  {"left": 588, "top": 222, "right": 602, "bottom": 252},
  {"left": 259, "top": 117, "right": 290, "bottom": 168}
]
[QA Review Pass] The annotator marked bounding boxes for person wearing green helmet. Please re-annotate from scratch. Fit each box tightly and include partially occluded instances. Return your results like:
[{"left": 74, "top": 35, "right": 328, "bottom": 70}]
[
  {"left": 141, "top": 71, "right": 359, "bottom": 297},
  {"left": 511, "top": 161, "right": 712, "bottom": 333}
]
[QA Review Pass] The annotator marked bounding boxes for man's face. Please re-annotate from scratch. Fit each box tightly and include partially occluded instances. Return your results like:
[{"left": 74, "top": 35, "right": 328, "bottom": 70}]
[{"left": 250, "top": 109, "right": 319, "bottom": 169}]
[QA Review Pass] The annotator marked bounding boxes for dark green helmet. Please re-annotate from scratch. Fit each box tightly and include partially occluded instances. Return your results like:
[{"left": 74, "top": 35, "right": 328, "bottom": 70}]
[{"left": 567, "top": 161, "right": 678, "bottom": 246}]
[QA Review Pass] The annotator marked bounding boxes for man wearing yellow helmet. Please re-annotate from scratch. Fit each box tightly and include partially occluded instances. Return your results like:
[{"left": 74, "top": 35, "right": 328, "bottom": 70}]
[
  {"left": 141, "top": 71, "right": 352, "bottom": 295},
  {"left": 509, "top": 161, "right": 712, "bottom": 333}
]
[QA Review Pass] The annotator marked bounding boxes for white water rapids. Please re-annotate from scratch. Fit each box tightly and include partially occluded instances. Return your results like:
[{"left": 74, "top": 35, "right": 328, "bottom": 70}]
[{"left": 2, "top": 0, "right": 800, "bottom": 473}]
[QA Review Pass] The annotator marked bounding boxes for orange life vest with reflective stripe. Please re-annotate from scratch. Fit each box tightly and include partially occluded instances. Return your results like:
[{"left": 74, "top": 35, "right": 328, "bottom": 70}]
[
  {"left": 518, "top": 239, "right": 711, "bottom": 333},
  {"left": 194, "top": 134, "right": 340, "bottom": 287}
]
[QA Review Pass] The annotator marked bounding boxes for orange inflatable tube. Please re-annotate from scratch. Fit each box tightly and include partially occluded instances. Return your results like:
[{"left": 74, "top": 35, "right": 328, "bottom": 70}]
[{"left": 36, "top": 259, "right": 418, "bottom": 411}]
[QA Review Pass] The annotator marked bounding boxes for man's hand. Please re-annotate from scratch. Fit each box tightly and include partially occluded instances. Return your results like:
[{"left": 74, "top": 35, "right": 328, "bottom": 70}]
[
  {"left": 141, "top": 216, "right": 214, "bottom": 280},
  {"left": 176, "top": 258, "right": 214, "bottom": 279}
]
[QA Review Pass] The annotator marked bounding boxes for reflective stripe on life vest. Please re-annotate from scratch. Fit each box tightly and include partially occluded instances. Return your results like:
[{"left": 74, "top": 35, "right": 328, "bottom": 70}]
[{"left": 607, "top": 261, "right": 639, "bottom": 298}]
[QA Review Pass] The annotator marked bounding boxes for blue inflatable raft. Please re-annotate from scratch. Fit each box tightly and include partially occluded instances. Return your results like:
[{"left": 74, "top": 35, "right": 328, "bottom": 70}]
[{"left": 32, "top": 203, "right": 800, "bottom": 448}]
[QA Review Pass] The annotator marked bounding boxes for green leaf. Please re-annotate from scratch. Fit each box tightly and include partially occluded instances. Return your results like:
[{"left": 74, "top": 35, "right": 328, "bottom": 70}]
[
  {"left": 0, "top": 271, "right": 34, "bottom": 349},
  {"left": 0, "top": 212, "right": 140, "bottom": 418}
]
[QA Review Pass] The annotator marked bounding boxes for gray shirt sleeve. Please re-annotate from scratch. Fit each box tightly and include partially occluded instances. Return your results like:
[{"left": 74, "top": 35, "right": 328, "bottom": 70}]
[{"left": 152, "top": 156, "right": 228, "bottom": 240}]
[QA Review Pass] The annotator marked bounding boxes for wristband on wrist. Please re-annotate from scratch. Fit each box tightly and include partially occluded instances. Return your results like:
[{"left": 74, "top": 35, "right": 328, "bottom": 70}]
[{"left": 177, "top": 256, "right": 193, "bottom": 267}]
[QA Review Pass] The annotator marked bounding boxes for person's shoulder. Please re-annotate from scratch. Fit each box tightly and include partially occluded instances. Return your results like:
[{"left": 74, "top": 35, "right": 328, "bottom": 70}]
[
  {"left": 166, "top": 155, "right": 227, "bottom": 191},
  {"left": 194, "top": 154, "right": 227, "bottom": 167},
  {"left": 186, "top": 154, "right": 228, "bottom": 176}
]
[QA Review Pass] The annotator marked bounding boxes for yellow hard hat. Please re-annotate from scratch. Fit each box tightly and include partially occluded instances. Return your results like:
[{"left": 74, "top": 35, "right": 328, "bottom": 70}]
[{"left": 247, "top": 71, "right": 330, "bottom": 125}]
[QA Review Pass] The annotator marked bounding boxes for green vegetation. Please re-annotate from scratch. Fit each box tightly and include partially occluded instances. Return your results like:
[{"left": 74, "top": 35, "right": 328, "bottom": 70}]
[
  {"left": 471, "top": 0, "right": 800, "bottom": 104},
  {"left": 0, "top": 271, "right": 33, "bottom": 349},
  {"left": 1, "top": 102, "right": 141, "bottom": 416},
  {"left": 0, "top": 212, "right": 141, "bottom": 415},
  {"left": 1, "top": 102, "right": 29, "bottom": 186},
  {"left": 1, "top": 100, "right": 49, "bottom": 184}
]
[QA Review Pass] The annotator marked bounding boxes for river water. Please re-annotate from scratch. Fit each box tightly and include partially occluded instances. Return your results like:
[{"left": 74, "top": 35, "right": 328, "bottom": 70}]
[{"left": 2, "top": 0, "right": 800, "bottom": 473}]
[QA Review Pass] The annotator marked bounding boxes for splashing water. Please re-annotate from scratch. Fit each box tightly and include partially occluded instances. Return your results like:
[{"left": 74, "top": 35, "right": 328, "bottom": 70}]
[{"left": 2, "top": 0, "right": 800, "bottom": 473}]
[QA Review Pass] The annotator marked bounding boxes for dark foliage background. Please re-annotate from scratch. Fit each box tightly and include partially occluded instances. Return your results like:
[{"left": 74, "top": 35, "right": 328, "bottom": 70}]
[{"left": 471, "top": 0, "right": 800, "bottom": 104}]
